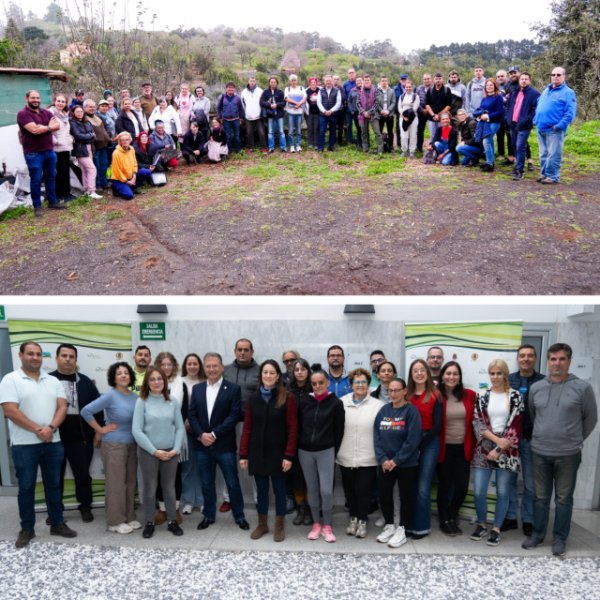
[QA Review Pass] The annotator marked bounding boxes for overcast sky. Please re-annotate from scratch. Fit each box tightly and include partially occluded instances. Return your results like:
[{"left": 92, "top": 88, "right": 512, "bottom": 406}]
[{"left": 17, "top": 0, "right": 552, "bottom": 54}]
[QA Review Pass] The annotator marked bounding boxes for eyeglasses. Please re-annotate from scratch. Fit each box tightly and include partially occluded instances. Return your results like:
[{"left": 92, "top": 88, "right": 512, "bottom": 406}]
[
  {"left": 370, "top": 358, "right": 385, "bottom": 365},
  {"left": 550, "top": 73, "right": 563, "bottom": 77},
  {"left": 148, "top": 377, "right": 163, "bottom": 383},
  {"left": 353, "top": 381, "right": 368, "bottom": 386}
]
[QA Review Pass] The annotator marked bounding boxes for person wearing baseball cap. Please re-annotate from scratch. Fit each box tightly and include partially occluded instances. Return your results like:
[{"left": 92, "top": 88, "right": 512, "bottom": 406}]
[{"left": 69, "top": 89, "right": 85, "bottom": 110}]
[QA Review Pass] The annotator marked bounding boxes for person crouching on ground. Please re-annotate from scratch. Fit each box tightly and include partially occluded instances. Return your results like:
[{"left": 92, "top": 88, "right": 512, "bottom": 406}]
[{"left": 110, "top": 132, "right": 151, "bottom": 200}]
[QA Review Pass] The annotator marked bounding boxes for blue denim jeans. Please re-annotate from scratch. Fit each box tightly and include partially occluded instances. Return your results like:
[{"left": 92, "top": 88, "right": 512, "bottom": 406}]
[
  {"left": 532, "top": 451, "right": 581, "bottom": 542},
  {"left": 537, "top": 128, "right": 566, "bottom": 182},
  {"left": 12, "top": 442, "right": 65, "bottom": 530},
  {"left": 180, "top": 432, "right": 204, "bottom": 508},
  {"left": 24, "top": 149, "right": 58, "bottom": 208},
  {"left": 268, "top": 118, "right": 286, "bottom": 150},
  {"left": 433, "top": 140, "right": 454, "bottom": 165},
  {"left": 472, "top": 466, "right": 513, "bottom": 528},
  {"left": 196, "top": 448, "right": 245, "bottom": 521},
  {"left": 255, "top": 474, "right": 287, "bottom": 516},
  {"left": 287, "top": 114, "right": 303, "bottom": 148},
  {"left": 509, "top": 125, "right": 532, "bottom": 174},
  {"left": 506, "top": 438, "right": 534, "bottom": 523},
  {"left": 318, "top": 114, "right": 337, "bottom": 151},
  {"left": 94, "top": 147, "right": 109, "bottom": 188},
  {"left": 408, "top": 436, "right": 439, "bottom": 535},
  {"left": 457, "top": 143, "right": 483, "bottom": 165},
  {"left": 223, "top": 119, "right": 241, "bottom": 153},
  {"left": 111, "top": 168, "right": 152, "bottom": 200},
  {"left": 482, "top": 122, "right": 501, "bottom": 165}
]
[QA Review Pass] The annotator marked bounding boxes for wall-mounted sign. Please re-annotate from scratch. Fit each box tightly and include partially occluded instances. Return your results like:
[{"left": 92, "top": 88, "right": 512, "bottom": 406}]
[{"left": 140, "top": 322, "right": 166, "bottom": 341}]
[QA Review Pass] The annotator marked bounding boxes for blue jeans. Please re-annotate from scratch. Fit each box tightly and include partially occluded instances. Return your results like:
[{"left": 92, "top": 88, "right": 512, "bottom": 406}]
[
  {"left": 482, "top": 122, "right": 501, "bottom": 165},
  {"left": 472, "top": 466, "right": 513, "bottom": 528},
  {"left": 94, "top": 147, "right": 109, "bottom": 188},
  {"left": 268, "top": 118, "right": 286, "bottom": 150},
  {"left": 433, "top": 140, "right": 454, "bottom": 165},
  {"left": 12, "top": 442, "right": 65, "bottom": 530},
  {"left": 223, "top": 119, "right": 241, "bottom": 153},
  {"left": 510, "top": 125, "right": 532, "bottom": 173},
  {"left": 457, "top": 143, "right": 482, "bottom": 165},
  {"left": 506, "top": 438, "right": 534, "bottom": 523},
  {"left": 180, "top": 432, "right": 204, "bottom": 508},
  {"left": 537, "top": 128, "right": 566, "bottom": 182},
  {"left": 318, "top": 114, "right": 337, "bottom": 151},
  {"left": 111, "top": 168, "right": 152, "bottom": 200},
  {"left": 255, "top": 474, "right": 287, "bottom": 516},
  {"left": 196, "top": 448, "right": 245, "bottom": 521},
  {"left": 24, "top": 149, "right": 58, "bottom": 208},
  {"left": 532, "top": 451, "right": 581, "bottom": 542},
  {"left": 409, "top": 436, "right": 439, "bottom": 535},
  {"left": 287, "top": 114, "right": 303, "bottom": 148}
]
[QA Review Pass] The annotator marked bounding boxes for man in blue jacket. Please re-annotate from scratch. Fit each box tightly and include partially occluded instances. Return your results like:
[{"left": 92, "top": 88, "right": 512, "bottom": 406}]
[
  {"left": 533, "top": 67, "right": 577, "bottom": 184},
  {"left": 507, "top": 72, "right": 540, "bottom": 181},
  {"left": 217, "top": 83, "right": 245, "bottom": 154},
  {"left": 188, "top": 352, "right": 249, "bottom": 531}
]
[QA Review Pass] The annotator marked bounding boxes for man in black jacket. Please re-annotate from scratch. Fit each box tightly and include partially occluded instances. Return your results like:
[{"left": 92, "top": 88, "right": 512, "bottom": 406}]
[{"left": 49, "top": 344, "right": 101, "bottom": 523}]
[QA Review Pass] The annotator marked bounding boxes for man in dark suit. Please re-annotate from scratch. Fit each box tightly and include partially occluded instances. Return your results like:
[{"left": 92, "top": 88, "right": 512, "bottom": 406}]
[{"left": 188, "top": 352, "right": 249, "bottom": 530}]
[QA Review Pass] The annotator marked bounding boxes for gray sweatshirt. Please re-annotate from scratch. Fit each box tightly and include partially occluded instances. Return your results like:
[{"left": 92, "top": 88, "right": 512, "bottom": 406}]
[{"left": 529, "top": 374, "right": 598, "bottom": 456}]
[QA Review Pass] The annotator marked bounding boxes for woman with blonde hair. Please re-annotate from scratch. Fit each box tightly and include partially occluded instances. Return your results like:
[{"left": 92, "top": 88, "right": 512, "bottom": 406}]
[
  {"left": 406, "top": 359, "right": 444, "bottom": 539},
  {"left": 470, "top": 359, "right": 523, "bottom": 546}
]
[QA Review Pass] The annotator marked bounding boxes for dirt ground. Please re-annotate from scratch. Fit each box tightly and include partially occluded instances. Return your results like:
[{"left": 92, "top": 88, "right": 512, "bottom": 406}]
[{"left": 0, "top": 153, "right": 598, "bottom": 295}]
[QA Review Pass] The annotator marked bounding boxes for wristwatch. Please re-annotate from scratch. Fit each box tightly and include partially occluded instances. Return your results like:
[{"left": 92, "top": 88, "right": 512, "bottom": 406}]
[{"left": 494, "top": 446, "right": 502, "bottom": 453}]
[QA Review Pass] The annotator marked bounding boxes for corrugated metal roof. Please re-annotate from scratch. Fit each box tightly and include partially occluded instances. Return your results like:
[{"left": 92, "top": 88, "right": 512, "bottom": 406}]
[{"left": 0, "top": 68, "right": 69, "bottom": 82}]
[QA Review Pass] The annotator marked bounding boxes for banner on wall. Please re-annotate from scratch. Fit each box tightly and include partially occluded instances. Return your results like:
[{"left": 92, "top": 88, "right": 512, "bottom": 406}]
[
  {"left": 6, "top": 319, "right": 133, "bottom": 508},
  {"left": 405, "top": 321, "right": 524, "bottom": 391}
]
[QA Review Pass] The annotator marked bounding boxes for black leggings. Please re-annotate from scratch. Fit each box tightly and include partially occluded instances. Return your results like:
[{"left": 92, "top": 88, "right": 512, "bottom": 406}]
[
  {"left": 378, "top": 464, "right": 418, "bottom": 526},
  {"left": 436, "top": 443, "right": 471, "bottom": 522},
  {"left": 340, "top": 466, "right": 377, "bottom": 521}
]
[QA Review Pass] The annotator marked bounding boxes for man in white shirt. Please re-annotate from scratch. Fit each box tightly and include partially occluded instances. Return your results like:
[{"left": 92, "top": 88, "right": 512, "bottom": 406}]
[
  {"left": 317, "top": 75, "right": 342, "bottom": 152},
  {"left": 0, "top": 341, "right": 78, "bottom": 548},
  {"left": 241, "top": 77, "right": 266, "bottom": 152}
]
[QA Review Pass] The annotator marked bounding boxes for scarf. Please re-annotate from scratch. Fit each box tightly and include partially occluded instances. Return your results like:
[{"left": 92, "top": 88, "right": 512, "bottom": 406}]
[{"left": 359, "top": 87, "right": 375, "bottom": 124}]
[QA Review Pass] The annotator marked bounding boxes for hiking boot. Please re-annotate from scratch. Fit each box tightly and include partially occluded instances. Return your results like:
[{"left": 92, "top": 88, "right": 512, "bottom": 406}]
[
  {"left": 470, "top": 524, "right": 488, "bottom": 541},
  {"left": 16, "top": 529, "right": 35, "bottom": 548},
  {"left": 293, "top": 504, "right": 305, "bottom": 526},
  {"left": 250, "top": 514, "right": 269, "bottom": 540},
  {"left": 388, "top": 526, "right": 407, "bottom": 548},
  {"left": 512, "top": 171, "right": 523, "bottom": 181},
  {"left": 273, "top": 516, "right": 285, "bottom": 542},
  {"left": 50, "top": 522, "right": 77, "bottom": 538},
  {"left": 377, "top": 524, "right": 397, "bottom": 543}
]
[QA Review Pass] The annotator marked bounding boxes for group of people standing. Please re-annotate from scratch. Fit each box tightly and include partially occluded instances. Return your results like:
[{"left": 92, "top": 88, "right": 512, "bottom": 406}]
[{"left": 1, "top": 339, "right": 596, "bottom": 557}]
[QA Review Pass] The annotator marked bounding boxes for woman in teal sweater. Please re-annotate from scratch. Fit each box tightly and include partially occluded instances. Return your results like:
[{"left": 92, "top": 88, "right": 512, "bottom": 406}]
[{"left": 132, "top": 366, "right": 184, "bottom": 539}]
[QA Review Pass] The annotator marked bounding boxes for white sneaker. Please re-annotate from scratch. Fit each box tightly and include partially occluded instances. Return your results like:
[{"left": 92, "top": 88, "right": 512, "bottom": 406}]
[
  {"left": 182, "top": 504, "right": 193, "bottom": 515},
  {"left": 346, "top": 517, "right": 358, "bottom": 536},
  {"left": 127, "top": 520, "right": 142, "bottom": 530},
  {"left": 290, "top": 146, "right": 296, "bottom": 153},
  {"left": 375, "top": 516, "right": 385, "bottom": 527},
  {"left": 355, "top": 520, "right": 367, "bottom": 539},
  {"left": 88, "top": 192, "right": 103, "bottom": 200},
  {"left": 388, "top": 526, "right": 407, "bottom": 548},
  {"left": 108, "top": 523, "right": 133, "bottom": 534},
  {"left": 296, "top": 145, "right": 302, "bottom": 152},
  {"left": 377, "top": 523, "right": 396, "bottom": 543}
]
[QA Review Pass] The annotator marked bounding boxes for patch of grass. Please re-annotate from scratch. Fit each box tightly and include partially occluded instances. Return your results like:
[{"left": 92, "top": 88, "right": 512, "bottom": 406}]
[
  {"left": 245, "top": 164, "right": 281, "bottom": 178},
  {"left": 105, "top": 210, "right": 125, "bottom": 220},
  {"left": 364, "top": 157, "right": 404, "bottom": 177},
  {"left": 0, "top": 206, "right": 30, "bottom": 222},
  {"left": 68, "top": 195, "right": 93, "bottom": 207}
]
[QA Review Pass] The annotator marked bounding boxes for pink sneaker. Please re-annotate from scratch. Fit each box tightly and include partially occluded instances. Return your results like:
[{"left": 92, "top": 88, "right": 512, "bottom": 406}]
[
  {"left": 307, "top": 523, "right": 322, "bottom": 540},
  {"left": 322, "top": 525, "right": 336, "bottom": 543}
]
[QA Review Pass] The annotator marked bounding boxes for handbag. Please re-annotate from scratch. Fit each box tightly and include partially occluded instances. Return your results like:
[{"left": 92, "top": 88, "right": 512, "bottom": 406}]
[
  {"left": 423, "top": 148, "right": 436, "bottom": 165},
  {"left": 151, "top": 171, "right": 167, "bottom": 186}
]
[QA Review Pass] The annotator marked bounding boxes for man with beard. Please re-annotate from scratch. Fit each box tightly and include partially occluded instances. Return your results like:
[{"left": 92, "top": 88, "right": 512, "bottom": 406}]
[
  {"left": 17, "top": 90, "right": 65, "bottom": 217},
  {"left": 327, "top": 345, "right": 351, "bottom": 397},
  {"left": 132, "top": 345, "right": 151, "bottom": 393}
]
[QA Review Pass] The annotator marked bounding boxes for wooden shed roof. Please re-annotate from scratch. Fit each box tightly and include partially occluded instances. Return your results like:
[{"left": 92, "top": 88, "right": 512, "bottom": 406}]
[{"left": 0, "top": 68, "right": 69, "bottom": 82}]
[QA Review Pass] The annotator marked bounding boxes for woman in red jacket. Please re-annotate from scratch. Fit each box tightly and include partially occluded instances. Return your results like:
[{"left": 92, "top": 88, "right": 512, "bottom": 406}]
[
  {"left": 239, "top": 359, "right": 298, "bottom": 542},
  {"left": 406, "top": 359, "right": 444, "bottom": 539},
  {"left": 436, "top": 361, "right": 476, "bottom": 536}
]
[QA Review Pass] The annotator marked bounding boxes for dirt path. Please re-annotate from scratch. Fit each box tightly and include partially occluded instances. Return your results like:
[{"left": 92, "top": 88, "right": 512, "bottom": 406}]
[{"left": 1, "top": 153, "right": 598, "bottom": 295}]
